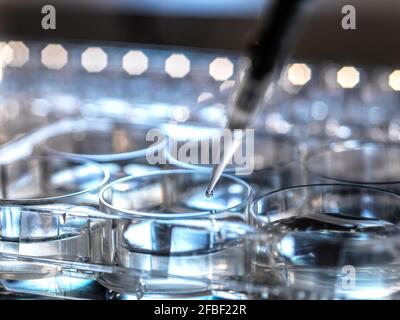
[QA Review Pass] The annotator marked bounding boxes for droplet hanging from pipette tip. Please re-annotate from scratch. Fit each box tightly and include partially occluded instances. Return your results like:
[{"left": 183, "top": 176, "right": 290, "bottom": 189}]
[{"left": 205, "top": 189, "right": 214, "bottom": 198}]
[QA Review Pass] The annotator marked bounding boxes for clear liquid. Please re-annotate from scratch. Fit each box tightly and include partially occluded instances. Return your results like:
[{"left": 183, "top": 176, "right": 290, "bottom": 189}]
[
  {"left": 98, "top": 189, "right": 246, "bottom": 298},
  {"left": 258, "top": 213, "right": 400, "bottom": 299},
  {"left": 1, "top": 277, "right": 106, "bottom": 299},
  {"left": 98, "top": 215, "right": 245, "bottom": 298},
  {"left": 0, "top": 217, "right": 106, "bottom": 298},
  {"left": 98, "top": 244, "right": 244, "bottom": 299},
  {"left": 0, "top": 210, "right": 105, "bottom": 298}
]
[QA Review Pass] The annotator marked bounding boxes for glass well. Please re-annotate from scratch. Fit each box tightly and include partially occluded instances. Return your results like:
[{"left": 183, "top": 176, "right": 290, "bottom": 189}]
[
  {"left": 250, "top": 184, "right": 400, "bottom": 299},
  {"left": 98, "top": 169, "right": 253, "bottom": 299}
]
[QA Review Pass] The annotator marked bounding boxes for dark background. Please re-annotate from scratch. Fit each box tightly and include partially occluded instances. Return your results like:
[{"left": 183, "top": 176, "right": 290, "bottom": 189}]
[{"left": 0, "top": 0, "right": 398, "bottom": 65}]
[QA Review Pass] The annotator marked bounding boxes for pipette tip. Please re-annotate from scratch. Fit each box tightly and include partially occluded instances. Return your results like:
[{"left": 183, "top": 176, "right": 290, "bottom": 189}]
[{"left": 205, "top": 164, "right": 224, "bottom": 198}]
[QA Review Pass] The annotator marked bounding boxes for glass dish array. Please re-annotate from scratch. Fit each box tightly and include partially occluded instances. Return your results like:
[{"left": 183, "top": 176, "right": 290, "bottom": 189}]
[{"left": 1, "top": 40, "right": 400, "bottom": 300}]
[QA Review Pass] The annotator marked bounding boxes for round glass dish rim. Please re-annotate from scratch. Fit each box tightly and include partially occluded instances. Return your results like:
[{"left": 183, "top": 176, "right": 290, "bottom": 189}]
[
  {"left": 43, "top": 124, "right": 166, "bottom": 163},
  {"left": 0, "top": 155, "right": 110, "bottom": 205},
  {"left": 249, "top": 182, "right": 400, "bottom": 226},
  {"left": 99, "top": 169, "right": 253, "bottom": 219},
  {"left": 165, "top": 133, "right": 300, "bottom": 173},
  {"left": 304, "top": 139, "right": 400, "bottom": 185}
]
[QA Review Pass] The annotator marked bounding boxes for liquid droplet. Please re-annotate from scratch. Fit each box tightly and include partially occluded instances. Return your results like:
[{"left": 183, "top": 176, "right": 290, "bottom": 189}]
[{"left": 205, "top": 190, "right": 214, "bottom": 198}]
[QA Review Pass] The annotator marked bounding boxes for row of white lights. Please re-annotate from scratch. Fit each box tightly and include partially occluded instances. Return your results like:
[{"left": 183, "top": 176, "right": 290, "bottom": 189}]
[
  {"left": 0, "top": 42, "right": 234, "bottom": 81},
  {"left": 287, "top": 63, "right": 362, "bottom": 89},
  {"left": 2, "top": 41, "right": 400, "bottom": 90},
  {"left": 287, "top": 63, "right": 400, "bottom": 91}
]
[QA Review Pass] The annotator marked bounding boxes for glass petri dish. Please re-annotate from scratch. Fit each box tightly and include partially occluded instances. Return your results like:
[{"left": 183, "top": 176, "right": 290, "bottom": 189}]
[
  {"left": 0, "top": 155, "right": 108, "bottom": 282},
  {"left": 98, "top": 169, "right": 253, "bottom": 299},
  {"left": 41, "top": 120, "right": 165, "bottom": 180},
  {"left": 250, "top": 184, "right": 400, "bottom": 299},
  {"left": 0, "top": 155, "right": 108, "bottom": 206},
  {"left": 166, "top": 131, "right": 301, "bottom": 196},
  {"left": 304, "top": 140, "right": 400, "bottom": 194}
]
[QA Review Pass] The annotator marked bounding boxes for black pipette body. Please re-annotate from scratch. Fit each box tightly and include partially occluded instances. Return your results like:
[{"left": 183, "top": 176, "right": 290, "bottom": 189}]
[{"left": 206, "top": 0, "right": 311, "bottom": 196}]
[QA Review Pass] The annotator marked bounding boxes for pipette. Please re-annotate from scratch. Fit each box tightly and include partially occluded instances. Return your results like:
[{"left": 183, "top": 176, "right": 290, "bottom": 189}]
[{"left": 206, "top": 0, "right": 311, "bottom": 197}]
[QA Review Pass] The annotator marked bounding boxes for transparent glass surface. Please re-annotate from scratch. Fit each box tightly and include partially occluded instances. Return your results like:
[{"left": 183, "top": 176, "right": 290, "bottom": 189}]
[
  {"left": 250, "top": 184, "right": 400, "bottom": 299},
  {"left": 166, "top": 131, "right": 301, "bottom": 196},
  {"left": 0, "top": 155, "right": 108, "bottom": 206},
  {"left": 0, "top": 155, "right": 108, "bottom": 284},
  {"left": 0, "top": 204, "right": 112, "bottom": 298},
  {"left": 305, "top": 140, "right": 400, "bottom": 194},
  {"left": 98, "top": 169, "right": 253, "bottom": 298},
  {"left": 0, "top": 206, "right": 108, "bottom": 280},
  {"left": 0, "top": 203, "right": 329, "bottom": 300},
  {"left": 41, "top": 120, "right": 164, "bottom": 180},
  {"left": 1, "top": 277, "right": 106, "bottom": 300}
]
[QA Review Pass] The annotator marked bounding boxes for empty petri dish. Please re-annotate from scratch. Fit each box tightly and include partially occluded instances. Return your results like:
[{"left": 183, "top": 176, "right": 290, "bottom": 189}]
[
  {"left": 304, "top": 140, "right": 400, "bottom": 194},
  {"left": 166, "top": 131, "right": 301, "bottom": 196},
  {"left": 98, "top": 169, "right": 253, "bottom": 299},
  {"left": 250, "top": 184, "right": 400, "bottom": 299},
  {"left": 41, "top": 120, "right": 165, "bottom": 180}
]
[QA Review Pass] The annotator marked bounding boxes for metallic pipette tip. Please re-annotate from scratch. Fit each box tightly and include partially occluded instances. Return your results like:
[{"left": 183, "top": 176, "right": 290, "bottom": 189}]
[
  {"left": 205, "top": 165, "right": 223, "bottom": 198},
  {"left": 205, "top": 133, "right": 243, "bottom": 197}
]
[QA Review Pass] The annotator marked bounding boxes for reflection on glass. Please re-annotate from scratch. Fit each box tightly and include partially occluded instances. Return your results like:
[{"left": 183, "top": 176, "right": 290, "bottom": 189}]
[
  {"left": 0, "top": 155, "right": 108, "bottom": 297},
  {"left": 98, "top": 169, "right": 252, "bottom": 299},
  {"left": 42, "top": 120, "right": 164, "bottom": 180},
  {"left": 166, "top": 131, "right": 300, "bottom": 196},
  {"left": 250, "top": 184, "right": 400, "bottom": 299},
  {"left": 305, "top": 140, "right": 400, "bottom": 194}
]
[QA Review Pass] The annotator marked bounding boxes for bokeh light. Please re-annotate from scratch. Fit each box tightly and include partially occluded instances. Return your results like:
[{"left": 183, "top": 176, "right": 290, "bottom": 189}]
[
  {"left": 122, "top": 50, "right": 148, "bottom": 75},
  {"left": 165, "top": 54, "right": 190, "bottom": 78},
  {"left": 171, "top": 105, "right": 190, "bottom": 122},
  {"left": 287, "top": 63, "right": 312, "bottom": 86},
  {"left": 0, "top": 41, "right": 29, "bottom": 67},
  {"left": 389, "top": 70, "right": 400, "bottom": 91},
  {"left": 81, "top": 47, "right": 107, "bottom": 73},
  {"left": 41, "top": 44, "right": 68, "bottom": 70},
  {"left": 209, "top": 58, "right": 234, "bottom": 81},
  {"left": 337, "top": 66, "right": 360, "bottom": 89}
]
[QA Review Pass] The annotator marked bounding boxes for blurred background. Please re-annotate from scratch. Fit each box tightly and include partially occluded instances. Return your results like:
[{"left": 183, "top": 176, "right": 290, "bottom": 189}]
[
  {"left": 0, "top": 0, "right": 400, "bottom": 150},
  {"left": 0, "top": 0, "right": 398, "bottom": 148},
  {"left": 0, "top": 0, "right": 398, "bottom": 154},
  {"left": 0, "top": 0, "right": 399, "bottom": 64}
]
